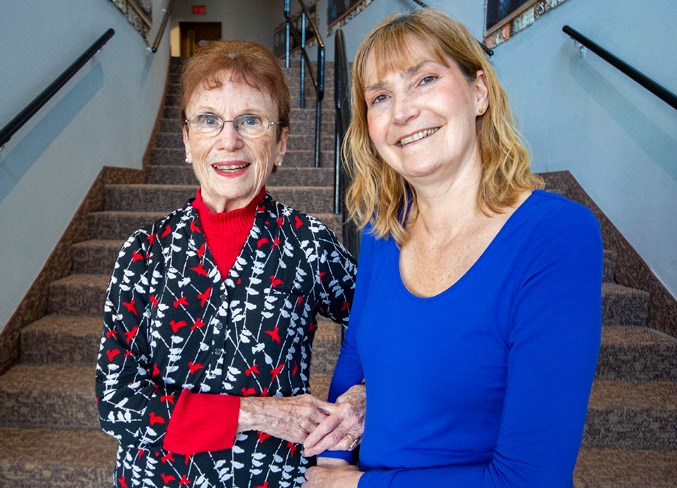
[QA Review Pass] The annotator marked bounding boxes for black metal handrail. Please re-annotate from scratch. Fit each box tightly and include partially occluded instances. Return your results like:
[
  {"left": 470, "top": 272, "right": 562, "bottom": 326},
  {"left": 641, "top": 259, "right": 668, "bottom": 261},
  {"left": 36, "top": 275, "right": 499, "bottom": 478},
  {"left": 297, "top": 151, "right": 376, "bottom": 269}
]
[
  {"left": 284, "top": 0, "right": 325, "bottom": 167},
  {"left": 333, "top": 29, "right": 360, "bottom": 261},
  {"left": 563, "top": 25, "right": 676, "bottom": 110},
  {"left": 0, "top": 28, "right": 115, "bottom": 149},
  {"left": 148, "top": 0, "right": 175, "bottom": 53}
]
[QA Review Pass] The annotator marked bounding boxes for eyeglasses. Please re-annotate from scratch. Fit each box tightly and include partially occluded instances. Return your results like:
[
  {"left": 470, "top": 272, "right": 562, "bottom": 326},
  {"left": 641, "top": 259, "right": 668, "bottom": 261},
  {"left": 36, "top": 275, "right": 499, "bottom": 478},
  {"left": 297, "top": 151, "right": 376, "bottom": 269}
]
[{"left": 185, "top": 113, "right": 283, "bottom": 138}]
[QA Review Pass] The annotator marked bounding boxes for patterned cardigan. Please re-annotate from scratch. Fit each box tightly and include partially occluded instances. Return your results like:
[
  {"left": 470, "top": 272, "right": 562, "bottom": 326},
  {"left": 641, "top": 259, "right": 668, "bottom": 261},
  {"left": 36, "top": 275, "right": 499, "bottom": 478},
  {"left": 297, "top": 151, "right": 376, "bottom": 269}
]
[{"left": 95, "top": 193, "right": 356, "bottom": 488}]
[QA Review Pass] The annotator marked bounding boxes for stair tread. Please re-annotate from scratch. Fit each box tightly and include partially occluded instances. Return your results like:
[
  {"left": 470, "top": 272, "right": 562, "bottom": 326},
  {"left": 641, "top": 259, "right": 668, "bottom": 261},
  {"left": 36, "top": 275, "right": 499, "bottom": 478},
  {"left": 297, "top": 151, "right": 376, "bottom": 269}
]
[
  {"left": 51, "top": 273, "right": 110, "bottom": 287},
  {"left": 24, "top": 314, "right": 101, "bottom": 336},
  {"left": 602, "top": 282, "right": 650, "bottom": 296},
  {"left": 588, "top": 380, "right": 676, "bottom": 409},
  {"left": 601, "top": 326, "right": 677, "bottom": 346},
  {"left": 575, "top": 447, "right": 677, "bottom": 487},
  {"left": 0, "top": 363, "right": 94, "bottom": 394},
  {"left": 0, "top": 427, "right": 116, "bottom": 471}
]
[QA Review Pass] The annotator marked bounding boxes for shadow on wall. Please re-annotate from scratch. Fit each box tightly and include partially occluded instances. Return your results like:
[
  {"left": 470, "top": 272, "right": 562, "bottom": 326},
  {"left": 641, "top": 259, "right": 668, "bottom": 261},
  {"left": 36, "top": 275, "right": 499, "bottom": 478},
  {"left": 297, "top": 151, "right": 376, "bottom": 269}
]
[
  {"left": 0, "top": 63, "right": 104, "bottom": 205},
  {"left": 565, "top": 45, "right": 677, "bottom": 182}
]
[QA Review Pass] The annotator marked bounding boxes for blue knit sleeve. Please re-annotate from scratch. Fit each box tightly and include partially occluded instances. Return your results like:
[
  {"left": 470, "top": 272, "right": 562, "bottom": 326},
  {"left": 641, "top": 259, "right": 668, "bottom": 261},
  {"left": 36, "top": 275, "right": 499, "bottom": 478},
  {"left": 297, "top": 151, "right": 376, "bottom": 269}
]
[
  {"left": 358, "top": 201, "right": 603, "bottom": 487},
  {"left": 317, "top": 225, "right": 373, "bottom": 462}
]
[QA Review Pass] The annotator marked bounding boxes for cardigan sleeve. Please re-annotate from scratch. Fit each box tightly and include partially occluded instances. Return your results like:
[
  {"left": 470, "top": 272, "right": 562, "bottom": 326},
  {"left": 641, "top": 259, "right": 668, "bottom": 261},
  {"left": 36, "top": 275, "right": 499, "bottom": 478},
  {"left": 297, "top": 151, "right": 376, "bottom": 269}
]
[
  {"left": 314, "top": 224, "right": 357, "bottom": 328},
  {"left": 95, "top": 230, "right": 184, "bottom": 450},
  {"left": 357, "top": 204, "right": 603, "bottom": 487}
]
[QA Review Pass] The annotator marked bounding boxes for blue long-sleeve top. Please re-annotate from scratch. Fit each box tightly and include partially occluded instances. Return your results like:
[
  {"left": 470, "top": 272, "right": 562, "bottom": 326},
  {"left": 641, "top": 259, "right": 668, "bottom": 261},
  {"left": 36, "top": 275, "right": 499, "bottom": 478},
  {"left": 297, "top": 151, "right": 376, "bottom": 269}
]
[{"left": 326, "top": 190, "right": 603, "bottom": 487}]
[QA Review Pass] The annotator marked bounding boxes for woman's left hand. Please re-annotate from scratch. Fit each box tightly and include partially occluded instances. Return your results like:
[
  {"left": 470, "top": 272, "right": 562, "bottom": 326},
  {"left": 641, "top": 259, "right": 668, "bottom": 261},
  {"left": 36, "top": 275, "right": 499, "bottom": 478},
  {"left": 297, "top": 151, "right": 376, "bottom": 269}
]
[
  {"left": 302, "top": 384, "right": 366, "bottom": 456},
  {"left": 303, "top": 463, "right": 363, "bottom": 488}
]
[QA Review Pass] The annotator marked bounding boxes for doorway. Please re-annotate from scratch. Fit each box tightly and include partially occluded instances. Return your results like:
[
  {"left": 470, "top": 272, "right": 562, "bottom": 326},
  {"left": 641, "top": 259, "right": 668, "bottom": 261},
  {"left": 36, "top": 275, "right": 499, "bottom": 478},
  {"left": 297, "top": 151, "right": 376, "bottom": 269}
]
[{"left": 179, "top": 22, "right": 222, "bottom": 57}]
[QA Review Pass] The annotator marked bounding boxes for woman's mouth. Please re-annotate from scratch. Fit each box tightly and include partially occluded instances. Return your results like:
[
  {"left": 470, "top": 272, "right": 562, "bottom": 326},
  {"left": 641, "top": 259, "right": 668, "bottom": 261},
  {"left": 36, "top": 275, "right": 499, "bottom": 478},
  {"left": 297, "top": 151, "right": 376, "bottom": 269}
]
[
  {"left": 398, "top": 128, "right": 439, "bottom": 147},
  {"left": 212, "top": 162, "right": 251, "bottom": 174}
]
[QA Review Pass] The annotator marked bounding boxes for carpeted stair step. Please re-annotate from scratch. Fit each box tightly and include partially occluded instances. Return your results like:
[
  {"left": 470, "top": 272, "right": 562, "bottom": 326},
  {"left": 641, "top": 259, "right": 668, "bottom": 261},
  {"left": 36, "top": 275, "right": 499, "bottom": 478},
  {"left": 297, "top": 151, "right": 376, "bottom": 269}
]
[
  {"left": 104, "top": 184, "right": 334, "bottom": 214},
  {"left": 152, "top": 146, "right": 335, "bottom": 167},
  {"left": 574, "top": 447, "right": 677, "bottom": 487},
  {"left": 583, "top": 380, "right": 676, "bottom": 450},
  {"left": 602, "top": 283, "right": 650, "bottom": 326},
  {"left": 0, "top": 427, "right": 117, "bottom": 488},
  {"left": 602, "top": 249, "right": 615, "bottom": 282},
  {"left": 89, "top": 210, "right": 343, "bottom": 240},
  {"left": 309, "top": 372, "right": 332, "bottom": 402},
  {"left": 48, "top": 274, "right": 109, "bottom": 316},
  {"left": 89, "top": 210, "right": 165, "bottom": 240},
  {"left": 71, "top": 239, "right": 121, "bottom": 275},
  {"left": 312, "top": 319, "right": 342, "bottom": 375},
  {"left": 596, "top": 326, "right": 677, "bottom": 381},
  {"left": 148, "top": 165, "right": 335, "bottom": 187},
  {"left": 0, "top": 364, "right": 99, "bottom": 429},
  {"left": 21, "top": 315, "right": 102, "bottom": 363}
]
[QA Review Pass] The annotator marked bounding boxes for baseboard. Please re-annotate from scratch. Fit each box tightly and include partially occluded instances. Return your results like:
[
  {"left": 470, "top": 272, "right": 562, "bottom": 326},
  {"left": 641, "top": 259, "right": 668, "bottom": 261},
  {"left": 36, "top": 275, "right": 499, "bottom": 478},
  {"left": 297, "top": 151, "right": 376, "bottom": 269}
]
[{"left": 541, "top": 171, "right": 676, "bottom": 337}]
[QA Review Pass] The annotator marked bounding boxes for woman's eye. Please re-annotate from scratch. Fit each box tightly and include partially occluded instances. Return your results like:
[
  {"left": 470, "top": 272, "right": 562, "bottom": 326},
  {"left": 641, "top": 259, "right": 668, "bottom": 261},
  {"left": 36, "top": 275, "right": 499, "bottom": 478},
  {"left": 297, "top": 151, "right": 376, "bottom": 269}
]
[
  {"left": 198, "top": 114, "right": 220, "bottom": 126},
  {"left": 419, "top": 75, "right": 438, "bottom": 86},
  {"left": 240, "top": 115, "right": 263, "bottom": 126},
  {"left": 370, "top": 94, "right": 388, "bottom": 106}
]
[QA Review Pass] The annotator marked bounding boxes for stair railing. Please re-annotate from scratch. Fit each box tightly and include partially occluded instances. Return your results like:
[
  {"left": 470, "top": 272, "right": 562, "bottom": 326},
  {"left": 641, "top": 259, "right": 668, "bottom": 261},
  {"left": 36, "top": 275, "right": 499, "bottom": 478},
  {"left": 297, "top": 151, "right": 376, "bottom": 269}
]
[
  {"left": 121, "top": 0, "right": 152, "bottom": 29},
  {"left": 148, "top": 0, "right": 175, "bottom": 53},
  {"left": 0, "top": 28, "right": 115, "bottom": 150},
  {"left": 333, "top": 29, "right": 360, "bottom": 262},
  {"left": 284, "top": 0, "right": 325, "bottom": 167},
  {"left": 563, "top": 25, "right": 676, "bottom": 109}
]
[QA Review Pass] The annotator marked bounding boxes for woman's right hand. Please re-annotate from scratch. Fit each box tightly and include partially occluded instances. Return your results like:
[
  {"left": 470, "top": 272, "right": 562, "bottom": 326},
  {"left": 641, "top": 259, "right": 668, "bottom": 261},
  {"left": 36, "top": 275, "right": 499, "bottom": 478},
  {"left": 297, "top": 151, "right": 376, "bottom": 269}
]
[
  {"left": 302, "top": 384, "right": 366, "bottom": 456},
  {"left": 238, "top": 394, "right": 335, "bottom": 444}
]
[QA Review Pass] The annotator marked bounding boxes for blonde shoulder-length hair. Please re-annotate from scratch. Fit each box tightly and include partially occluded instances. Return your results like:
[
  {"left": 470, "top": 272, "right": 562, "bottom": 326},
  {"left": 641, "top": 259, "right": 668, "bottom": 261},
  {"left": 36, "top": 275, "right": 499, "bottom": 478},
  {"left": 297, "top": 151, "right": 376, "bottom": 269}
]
[{"left": 344, "top": 8, "right": 543, "bottom": 244}]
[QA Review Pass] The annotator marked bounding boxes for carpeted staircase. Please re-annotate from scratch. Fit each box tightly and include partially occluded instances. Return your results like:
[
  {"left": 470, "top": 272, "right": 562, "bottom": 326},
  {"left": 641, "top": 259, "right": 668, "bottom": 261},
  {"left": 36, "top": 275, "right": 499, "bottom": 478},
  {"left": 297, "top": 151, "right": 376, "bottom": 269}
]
[{"left": 0, "top": 57, "right": 674, "bottom": 487}]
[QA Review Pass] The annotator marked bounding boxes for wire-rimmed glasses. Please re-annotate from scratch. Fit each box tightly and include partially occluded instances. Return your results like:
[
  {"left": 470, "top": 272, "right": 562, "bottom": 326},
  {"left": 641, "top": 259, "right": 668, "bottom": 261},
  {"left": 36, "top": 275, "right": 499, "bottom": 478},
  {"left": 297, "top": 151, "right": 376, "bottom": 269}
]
[{"left": 185, "top": 113, "right": 282, "bottom": 138}]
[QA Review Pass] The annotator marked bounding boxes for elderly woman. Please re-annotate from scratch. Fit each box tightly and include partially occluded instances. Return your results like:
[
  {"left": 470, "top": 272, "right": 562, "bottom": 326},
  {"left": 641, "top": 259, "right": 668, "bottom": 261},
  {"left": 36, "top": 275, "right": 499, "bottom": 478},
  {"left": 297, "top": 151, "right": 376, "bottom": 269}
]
[
  {"left": 96, "top": 40, "right": 358, "bottom": 488},
  {"left": 303, "top": 9, "right": 602, "bottom": 487}
]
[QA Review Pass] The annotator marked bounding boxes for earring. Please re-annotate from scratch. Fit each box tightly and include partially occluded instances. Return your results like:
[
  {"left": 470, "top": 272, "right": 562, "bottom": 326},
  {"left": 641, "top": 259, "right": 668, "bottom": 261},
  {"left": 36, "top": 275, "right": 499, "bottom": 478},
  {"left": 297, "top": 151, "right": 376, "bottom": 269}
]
[
  {"left": 185, "top": 157, "right": 191, "bottom": 163},
  {"left": 479, "top": 107, "right": 486, "bottom": 115}
]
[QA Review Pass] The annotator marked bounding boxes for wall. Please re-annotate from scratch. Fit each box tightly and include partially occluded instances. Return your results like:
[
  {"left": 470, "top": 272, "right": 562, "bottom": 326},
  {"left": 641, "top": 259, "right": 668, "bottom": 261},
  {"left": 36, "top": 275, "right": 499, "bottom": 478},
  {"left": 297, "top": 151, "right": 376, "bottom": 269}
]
[
  {"left": 313, "top": 0, "right": 677, "bottom": 296},
  {"left": 170, "top": 0, "right": 280, "bottom": 55},
  {"left": 0, "top": 0, "right": 171, "bottom": 332}
]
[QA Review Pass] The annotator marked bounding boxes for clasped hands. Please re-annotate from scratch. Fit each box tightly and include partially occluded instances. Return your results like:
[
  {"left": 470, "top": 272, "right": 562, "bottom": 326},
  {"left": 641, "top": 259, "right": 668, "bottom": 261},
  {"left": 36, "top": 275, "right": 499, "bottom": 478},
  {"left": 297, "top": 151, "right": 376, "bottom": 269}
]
[{"left": 239, "top": 383, "right": 365, "bottom": 454}]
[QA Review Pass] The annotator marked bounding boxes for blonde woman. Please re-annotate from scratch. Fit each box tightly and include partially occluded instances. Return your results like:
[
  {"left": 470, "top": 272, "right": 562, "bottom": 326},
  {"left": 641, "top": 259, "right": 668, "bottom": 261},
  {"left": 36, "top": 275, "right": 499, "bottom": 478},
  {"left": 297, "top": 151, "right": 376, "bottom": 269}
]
[{"left": 303, "top": 9, "right": 602, "bottom": 487}]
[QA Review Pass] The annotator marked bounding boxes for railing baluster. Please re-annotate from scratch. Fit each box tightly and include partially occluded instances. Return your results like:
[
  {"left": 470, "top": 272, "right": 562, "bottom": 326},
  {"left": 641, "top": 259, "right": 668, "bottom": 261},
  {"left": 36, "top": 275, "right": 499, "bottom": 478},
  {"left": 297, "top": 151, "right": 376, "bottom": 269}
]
[{"left": 284, "top": 0, "right": 325, "bottom": 168}]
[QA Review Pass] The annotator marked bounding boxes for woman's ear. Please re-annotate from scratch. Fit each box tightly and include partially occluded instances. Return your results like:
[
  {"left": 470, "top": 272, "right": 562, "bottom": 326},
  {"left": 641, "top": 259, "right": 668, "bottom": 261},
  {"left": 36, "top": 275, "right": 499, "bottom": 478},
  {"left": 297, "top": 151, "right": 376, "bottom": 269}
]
[
  {"left": 473, "top": 70, "right": 489, "bottom": 116},
  {"left": 274, "top": 127, "right": 289, "bottom": 166},
  {"left": 183, "top": 126, "right": 192, "bottom": 164}
]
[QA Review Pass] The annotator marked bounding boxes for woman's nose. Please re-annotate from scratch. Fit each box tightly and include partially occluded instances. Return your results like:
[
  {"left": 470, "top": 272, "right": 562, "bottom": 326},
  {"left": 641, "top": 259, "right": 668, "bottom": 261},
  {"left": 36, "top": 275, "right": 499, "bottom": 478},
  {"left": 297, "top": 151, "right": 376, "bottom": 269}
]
[
  {"left": 391, "top": 91, "right": 419, "bottom": 125},
  {"left": 215, "top": 121, "right": 244, "bottom": 151}
]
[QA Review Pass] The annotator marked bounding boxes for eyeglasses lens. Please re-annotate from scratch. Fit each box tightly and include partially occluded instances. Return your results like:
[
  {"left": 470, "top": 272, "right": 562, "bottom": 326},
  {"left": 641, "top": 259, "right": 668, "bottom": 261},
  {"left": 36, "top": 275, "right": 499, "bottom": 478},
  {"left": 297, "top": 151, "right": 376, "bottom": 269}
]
[{"left": 187, "top": 114, "right": 271, "bottom": 138}]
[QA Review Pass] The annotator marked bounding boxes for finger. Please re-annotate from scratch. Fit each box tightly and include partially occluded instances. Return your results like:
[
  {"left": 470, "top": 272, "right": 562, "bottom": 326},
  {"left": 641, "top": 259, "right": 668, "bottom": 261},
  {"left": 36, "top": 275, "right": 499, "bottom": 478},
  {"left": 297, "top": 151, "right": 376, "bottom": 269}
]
[{"left": 303, "top": 413, "right": 343, "bottom": 450}]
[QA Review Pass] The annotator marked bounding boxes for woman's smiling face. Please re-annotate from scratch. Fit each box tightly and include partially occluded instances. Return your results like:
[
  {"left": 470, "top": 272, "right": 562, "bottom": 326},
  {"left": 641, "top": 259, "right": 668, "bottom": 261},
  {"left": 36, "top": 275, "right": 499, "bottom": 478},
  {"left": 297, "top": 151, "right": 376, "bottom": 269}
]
[
  {"left": 183, "top": 70, "right": 288, "bottom": 213},
  {"left": 363, "top": 40, "right": 487, "bottom": 186}
]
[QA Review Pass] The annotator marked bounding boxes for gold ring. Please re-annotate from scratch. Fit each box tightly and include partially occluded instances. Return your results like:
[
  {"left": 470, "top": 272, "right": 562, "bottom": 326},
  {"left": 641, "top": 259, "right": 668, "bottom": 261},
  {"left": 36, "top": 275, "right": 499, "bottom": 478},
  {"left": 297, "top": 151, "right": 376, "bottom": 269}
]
[{"left": 345, "top": 433, "right": 360, "bottom": 450}]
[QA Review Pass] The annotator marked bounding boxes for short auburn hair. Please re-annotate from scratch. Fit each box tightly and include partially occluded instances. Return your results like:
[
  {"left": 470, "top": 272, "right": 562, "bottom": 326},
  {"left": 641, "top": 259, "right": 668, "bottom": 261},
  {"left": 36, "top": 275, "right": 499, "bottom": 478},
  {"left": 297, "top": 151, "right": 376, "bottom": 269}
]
[{"left": 181, "top": 40, "right": 290, "bottom": 140}]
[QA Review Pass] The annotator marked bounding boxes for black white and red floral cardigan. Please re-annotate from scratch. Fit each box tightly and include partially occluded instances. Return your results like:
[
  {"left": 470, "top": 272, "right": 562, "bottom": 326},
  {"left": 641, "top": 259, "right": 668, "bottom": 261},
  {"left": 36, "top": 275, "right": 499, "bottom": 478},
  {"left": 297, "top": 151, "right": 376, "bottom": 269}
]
[{"left": 96, "top": 193, "right": 356, "bottom": 488}]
